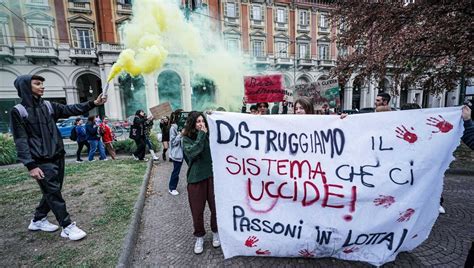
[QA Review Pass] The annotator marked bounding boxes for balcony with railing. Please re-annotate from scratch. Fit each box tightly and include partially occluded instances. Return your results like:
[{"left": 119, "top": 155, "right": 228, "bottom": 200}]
[
  {"left": 294, "top": 0, "right": 336, "bottom": 6},
  {"left": 25, "top": 46, "right": 58, "bottom": 58},
  {"left": 275, "top": 56, "right": 293, "bottom": 67},
  {"left": 252, "top": 54, "right": 271, "bottom": 65},
  {"left": 297, "top": 57, "right": 314, "bottom": 67},
  {"left": 117, "top": 2, "right": 132, "bottom": 15},
  {"left": 318, "top": 59, "right": 335, "bottom": 67},
  {"left": 68, "top": 1, "right": 92, "bottom": 14},
  {"left": 0, "top": 45, "right": 14, "bottom": 57},
  {"left": 70, "top": 48, "right": 96, "bottom": 59},
  {"left": 96, "top": 43, "right": 124, "bottom": 53}
]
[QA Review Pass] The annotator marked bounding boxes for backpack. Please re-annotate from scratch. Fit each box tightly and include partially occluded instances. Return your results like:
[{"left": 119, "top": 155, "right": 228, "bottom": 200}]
[
  {"left": 14, "top": 100, "right": 54, "bottom": 119},
  {"left": 70, "top": 126, "right": 78, "bottom": 141}
]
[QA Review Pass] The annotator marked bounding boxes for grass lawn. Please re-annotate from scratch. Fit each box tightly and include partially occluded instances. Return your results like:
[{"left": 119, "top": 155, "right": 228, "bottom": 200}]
[{"left": 0, "top": 159, "right": 147, "bottom": 267}]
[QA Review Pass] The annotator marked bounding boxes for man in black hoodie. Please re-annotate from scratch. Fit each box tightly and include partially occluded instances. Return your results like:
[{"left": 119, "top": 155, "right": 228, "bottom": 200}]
[{"left": 9, "top": 75, "right": 106, "bottom": 241}]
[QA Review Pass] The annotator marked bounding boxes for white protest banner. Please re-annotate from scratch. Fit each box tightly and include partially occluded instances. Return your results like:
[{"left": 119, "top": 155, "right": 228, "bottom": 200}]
[{"left": 207, "top": 107, "right": 463, "bottom": 266}]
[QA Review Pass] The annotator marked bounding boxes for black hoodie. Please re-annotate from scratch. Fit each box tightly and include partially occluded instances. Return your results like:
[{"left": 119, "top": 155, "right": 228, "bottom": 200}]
[{"left": 10, "top": 75, "right": 97, "bottom": 170}]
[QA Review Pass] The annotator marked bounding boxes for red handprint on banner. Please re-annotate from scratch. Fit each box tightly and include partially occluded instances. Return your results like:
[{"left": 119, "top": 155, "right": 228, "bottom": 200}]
[
  {"left": 395, "top": 125, "right": 418, "bottom": 144},
  {"left": 298, "top": 249, "right": 315, "bottom": 258},
  {"left": 245, "top": 236, "right": 259, "bottom": 247},
  {"left": 343, "top": 247, "right": 360, "bottom": 254},
  {"left": 373, "top": 195, "right": 396, "bottom": 208},
  {"left": 397, "top": 208, "right": 415, "bottom": 222},
  {"left": 426, "top": 115, "right": 453, "bottom": 133},
  {"left": 256, "top": 249, "right": 271, "bottom": 255}
]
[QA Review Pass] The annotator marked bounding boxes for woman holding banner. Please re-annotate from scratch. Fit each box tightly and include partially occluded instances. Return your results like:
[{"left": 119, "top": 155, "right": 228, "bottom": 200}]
[
  {"left": 182, "top": 111, "right": 220, "bottom": 255},
  {"left": 294, "top": 97, "right": 315, "bottom": 114}
]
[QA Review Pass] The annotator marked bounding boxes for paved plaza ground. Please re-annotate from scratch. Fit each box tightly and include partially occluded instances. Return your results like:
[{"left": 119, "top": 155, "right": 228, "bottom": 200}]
[{"left": 131, "top": 160, "right": 474, "bottom": 267}]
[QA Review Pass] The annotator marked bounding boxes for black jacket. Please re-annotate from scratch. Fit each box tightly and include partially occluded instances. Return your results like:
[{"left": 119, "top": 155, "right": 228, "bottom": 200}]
[{"left": 10, "top": 75, "right": 96, "bottom": 170}]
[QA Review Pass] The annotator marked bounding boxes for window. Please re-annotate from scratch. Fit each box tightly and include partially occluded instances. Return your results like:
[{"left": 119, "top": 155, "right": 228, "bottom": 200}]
[
  {"left": 276, "top": 8, "right": 286, "bottom": 23},
  {"left": 0, "top": 23, "right": 8, "bottom": 45},
  {"left": 298, "top": 43, "right": 309, "bottom": 58},
  {"left": 251, "top": 5, "right": 262, "bottom": 21},
  {"left": 72, "top": 28, "right": 94, "bottom": 49},
  {"left": 226, "top": 39, "right": 239, "bottom": 52},
  {"left": 225, "top": 2, "right": 236, "bottom": 18},
  {"left": 33, "top": 26, "right": 51, "bottom": 47},
  {"left": 338, "top": 46, "right": 348, "bottom": 57},
  {"left": 299, "top": 10, "right": 309, "bottom": 26},
  {"left": 318, "top": 44, "right": 329, "bottom": 60},
  {"left": 252, "top": 40, "right": 264, "bottom": 57},
  {"left": 275, "top": 41, "right": 288, "bottom": 58},
  {"left": 319, "top": 13, "right": 327, "bottom": 28}
]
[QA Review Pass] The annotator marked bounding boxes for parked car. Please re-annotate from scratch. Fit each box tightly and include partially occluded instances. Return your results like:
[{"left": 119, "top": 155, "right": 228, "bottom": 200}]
[
  {"left": 359, "top": 107, "right": 376, "bottom": 113},
  {"left": 57, "top": 117, "right": 86, "bottom": 139}
]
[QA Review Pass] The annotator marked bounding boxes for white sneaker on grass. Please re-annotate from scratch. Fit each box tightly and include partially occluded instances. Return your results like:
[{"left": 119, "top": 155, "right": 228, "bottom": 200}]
[
  {"left": 28, "top": 218, "right": 59, "bottom": 232},
  {"left": 60, "top": 222, "right": 87, "bottom": 241},
  {"left": 168, "top": 189, "right": 179, "bottom": 196},
  {"left": 439, "top": 206, "right": 446, "bottom": 214},
  {"left": 212, "top": 232, "right": 221, "bottom": 248},
  {"left": 194, "top": 237, "right": 204, "bottom": 254}
]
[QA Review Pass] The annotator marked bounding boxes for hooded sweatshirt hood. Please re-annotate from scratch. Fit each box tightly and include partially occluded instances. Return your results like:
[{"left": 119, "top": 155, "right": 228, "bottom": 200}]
[{"left": 14, "top": 75, "right": 36, "bottom": 108}]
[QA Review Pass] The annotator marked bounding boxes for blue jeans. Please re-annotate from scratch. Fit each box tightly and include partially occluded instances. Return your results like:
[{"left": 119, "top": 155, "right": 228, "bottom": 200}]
[
  {"left": 88, "top": 140, "right": 106, "bottom": 161},
  {"left": 145, "top": 138, "right": 153, "bottom": 150},
  {"left": 169, "top": 160, "right": 183, "bottom": 191}
]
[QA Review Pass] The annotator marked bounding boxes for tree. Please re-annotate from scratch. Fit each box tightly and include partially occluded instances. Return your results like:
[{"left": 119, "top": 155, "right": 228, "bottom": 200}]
[{"left": 330, "top": 0, "right": 473, "bottom": 97}]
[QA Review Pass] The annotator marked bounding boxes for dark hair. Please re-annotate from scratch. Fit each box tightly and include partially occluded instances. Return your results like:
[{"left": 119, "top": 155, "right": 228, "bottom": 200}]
[
  {"left": 75, "top": 117, "right": 82, "bottom": 125},
  {"left": 377, "top": 92, "right": 391, "bottom": 103},
  {"left": 257, "top": 102, "right": 269, "bottom": 108},
  {"left": 249, "top": 104, "right": 258, "bottom": 111},
  {"left": 31, "top": 75, "right": 45, "bottom": 81},
  {"left": 401, "top": 103, "right": 421, "bottom": 110},
  {"left": 182, "top": 111, "right": 208, "bottom": 140},
  {"left": 87, "top": 115, "right": 95, "bottom": 122},
  {"left": 216, "top": 107, "right": 226, "bottom": 111},
  {"left": 170, "top": 109, "right": 183, "bottom": 124},
  {"left": 135, "top": 109, "right": 144, "bottom": 117},
  {"left": 294, "top": 97, "right": 315, "bottom": 114}
]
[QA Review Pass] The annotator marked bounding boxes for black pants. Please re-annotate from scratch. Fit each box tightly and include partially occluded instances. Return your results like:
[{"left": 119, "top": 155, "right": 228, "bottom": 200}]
[
  {"left": 76, "top": 140, "right": 90, "bottom": 161},
  {"left": 33, "top": 158, "right": 72, "bottom": 228},
  {"left": 466, "top": 241, "right": 474, "bottom": 268},
  {"left": 133, "top": 138, "right": 146, "bottom": 160}
]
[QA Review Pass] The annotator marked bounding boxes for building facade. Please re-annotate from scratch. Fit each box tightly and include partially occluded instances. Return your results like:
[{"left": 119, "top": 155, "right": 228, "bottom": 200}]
[{"left": 0, "top": 0, "right": 462, "bottom": 132}]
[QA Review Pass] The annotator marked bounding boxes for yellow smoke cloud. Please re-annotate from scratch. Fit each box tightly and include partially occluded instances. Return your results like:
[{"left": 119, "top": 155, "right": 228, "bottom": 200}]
[
  {"left": 107, "top": 0, "right": 201, "bottom": 82},
  {"left": 109, "top": 0, "right": 253, "bottom": 111}
]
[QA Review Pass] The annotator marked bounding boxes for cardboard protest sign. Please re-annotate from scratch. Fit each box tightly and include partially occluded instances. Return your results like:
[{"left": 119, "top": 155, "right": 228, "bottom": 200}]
[
  {"left": 291, "top": 79, "right": 340, "bottom": 110},
  {"left": 244, "top": 74, "right": 285, "bottom": 103},
  {"left": 149, "top": 102, "right": 173, "bottom": 120},
  {"left": 207, "top": 107, "right": 463, "bottom": 266}
]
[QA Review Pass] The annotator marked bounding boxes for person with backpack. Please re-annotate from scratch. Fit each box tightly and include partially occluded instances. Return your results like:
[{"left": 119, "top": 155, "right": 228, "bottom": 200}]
[
  {"left": 9, "top": 75, "right": 106, "bottom": 241},
  {"left": 130, "top": 110, "right": 147, "bottom": 161},
  {"left": 71, "top": 118, "right": 89, "bottom": 162}
]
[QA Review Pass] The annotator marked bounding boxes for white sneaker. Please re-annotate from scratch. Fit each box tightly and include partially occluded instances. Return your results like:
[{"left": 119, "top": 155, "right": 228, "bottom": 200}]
[
  {"left": 152, "top": 155, "right": 159, "bottom": 161},
  {"left": 212, "top": 232, "right": 221, "bottom": 248},
  {"left": 194, "top": 237, "right": 204, "bottom": 254},
  {"left": 60, "top": 222, "right": 87, "bottom": 241},
  {"left": 168, "top": 189, "right": 179, "bottom": 196},
  {"left": 132, "top": 154, "right": 138, "bottom": 160},
  {"left": 28, "top": 218, "right": 59, "bottom": 232},
  {"left": 439, "top": 206, "right": 446, "bottom": 214}
]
